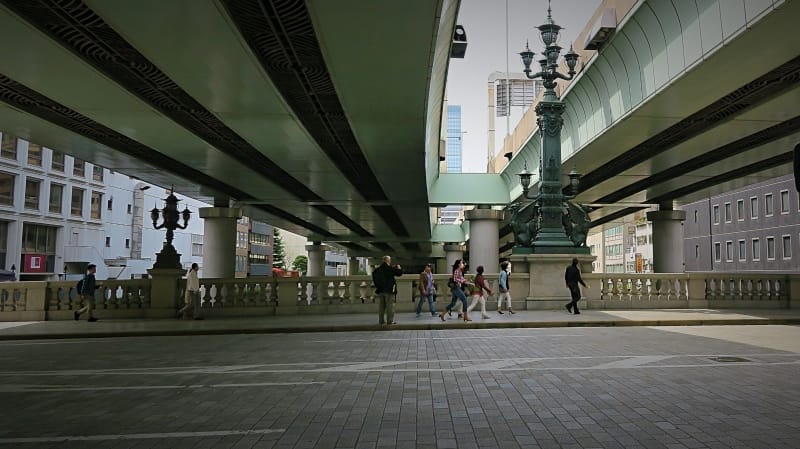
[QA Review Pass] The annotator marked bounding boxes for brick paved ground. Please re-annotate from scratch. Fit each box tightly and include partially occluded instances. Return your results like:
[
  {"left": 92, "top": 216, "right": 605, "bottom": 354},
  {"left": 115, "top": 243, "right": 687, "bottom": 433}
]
[{"left": 0, "top": 325, "right": 798, "bottom": 448}]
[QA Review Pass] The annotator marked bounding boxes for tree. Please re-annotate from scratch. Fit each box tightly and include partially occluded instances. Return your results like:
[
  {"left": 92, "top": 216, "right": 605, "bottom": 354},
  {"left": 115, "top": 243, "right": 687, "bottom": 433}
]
[
  {"left": 291, "top": 255, "right": 308, "bottom": 274},
  {"left": 272, "top": 228, "right": 286, "bottom": 269}
]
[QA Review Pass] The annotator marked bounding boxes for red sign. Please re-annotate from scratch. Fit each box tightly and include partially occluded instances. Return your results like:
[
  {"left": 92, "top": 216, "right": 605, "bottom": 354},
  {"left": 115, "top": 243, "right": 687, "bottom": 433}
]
[{"left": 23, "top": 254, "right": 47, "bottom": 273}]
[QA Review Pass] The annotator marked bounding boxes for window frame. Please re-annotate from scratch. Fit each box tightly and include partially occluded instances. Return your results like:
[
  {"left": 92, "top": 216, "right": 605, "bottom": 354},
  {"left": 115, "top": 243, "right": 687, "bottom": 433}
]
[
  {"left": 49, "top": 183, "right": 64, "bottom": 214},
  {"left": 90, "top": 191, "right": 102, "bottom": 220},
  {"left": 766, "top": 236, "right": 776, "bottom": 260},
  {"left": 27, "top": 143, "right": 42, "bottom": 167},
  {"left": 780, "top": 189, "right": 790, "bottom": 214},
  {"left": 714, "top": 242, "right": 721, "bottom": 262},
  {"left": 782, "top": 234, "right": 792, "bottom": 260},
  {"left": 0, "top": 134, "right": 17, "bottom": 160},
  {"left": 736, "top": 199, "right": 744, "bottom": 221},
  {"left": 24, "top": 177, "right": 41, "bottom": 210},
  {"left": 712, "top": 204, "right": 720, "bottom": 225},
  {"left": 738, "top": 239, "right": 746, "bottom": 262},
  {"left": 73, "top": 158, "right": 85, "bottom": 178},
  {"left": 750, "top": 196, "right": 758, "bottom": 219},
  {"left": 51, "top": 150, "right": 65, "bottom": 172},
  {"left": 752, "top": 238, "right": 761, "bottom": 261},
  {"left": 724, "top": 202, "right": 731, "bottom": 223},
  {"left": 765, "top": 193, "right": 774, "bottom": 217},
  {"left": 725, "top": 240, "right": 733, "bottom": 262},
  {"left": 0, "top": 171, "right": 15, "bottom": 206},
  {"left": 71, "top": 187, "right": 84, "bottom": 217}
]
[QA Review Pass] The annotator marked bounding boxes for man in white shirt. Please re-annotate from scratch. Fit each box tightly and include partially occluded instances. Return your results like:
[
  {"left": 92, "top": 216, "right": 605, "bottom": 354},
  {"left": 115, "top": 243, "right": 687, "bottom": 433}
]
[{"left": 177, "top": 263, "right": 203, "bottom": 320}]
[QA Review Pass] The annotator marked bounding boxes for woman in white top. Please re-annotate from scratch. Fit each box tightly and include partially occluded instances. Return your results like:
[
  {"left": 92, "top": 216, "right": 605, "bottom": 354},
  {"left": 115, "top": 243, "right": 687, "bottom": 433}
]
[{"left": 177, "top": 263, "right": 203, "bottom": 320}]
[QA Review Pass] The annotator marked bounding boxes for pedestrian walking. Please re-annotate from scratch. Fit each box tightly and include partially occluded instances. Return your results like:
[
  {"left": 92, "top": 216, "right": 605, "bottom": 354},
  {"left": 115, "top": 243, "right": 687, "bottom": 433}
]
[
  {"left": 466, "top": 265, "right": 492, "bottom": 319},
  {"left": 177, "top": 263, "right": 203, "bottom": 320},
  {"left": 565, "top": 258, "right": 589, "bottom": 314},
  {"left": 372, "top": 255, "right": 403, "bottom": 325},
  {"left": 416, "top": 263, "right": 437, "bottom": 317},
  {"left": 439, "top": 259, "right": 472, "bottom": 322},
  {"left": 74, "top": 264, "right": 99, "bottom": 322},
  {"left": 497, "top": 261, "right": 514, "bottom": 314}
]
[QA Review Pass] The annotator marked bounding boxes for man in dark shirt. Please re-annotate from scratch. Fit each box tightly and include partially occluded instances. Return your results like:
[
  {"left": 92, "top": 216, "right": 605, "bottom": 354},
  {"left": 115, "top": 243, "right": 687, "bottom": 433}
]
[
  {"left": 564, "top": 258, "right": 589, "bottom": 315},
  {"left": 74, "top": 264, "right": 99, "bottom": 322},
  {"left": 372, "top": 255, "right": 403, "bottom": 325}
]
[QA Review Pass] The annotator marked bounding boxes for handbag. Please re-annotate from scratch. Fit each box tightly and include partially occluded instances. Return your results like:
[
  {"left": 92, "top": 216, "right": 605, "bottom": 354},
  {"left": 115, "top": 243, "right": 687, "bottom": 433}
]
[{"left": 447, "top": 278, "right": 456, "bottom": 289}]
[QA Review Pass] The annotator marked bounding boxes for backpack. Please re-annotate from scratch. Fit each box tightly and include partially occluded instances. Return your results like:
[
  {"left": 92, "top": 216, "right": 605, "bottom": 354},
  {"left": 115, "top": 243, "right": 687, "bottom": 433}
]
[{"left": 76, "top": 276, "right": 85, "bottom": 294}]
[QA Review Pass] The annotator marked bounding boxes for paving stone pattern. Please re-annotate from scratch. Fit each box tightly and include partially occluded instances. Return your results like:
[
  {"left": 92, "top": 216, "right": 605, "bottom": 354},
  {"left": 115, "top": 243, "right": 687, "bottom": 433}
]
[{"left": 0, "top": 326, "right": 798, "bottom": 448}]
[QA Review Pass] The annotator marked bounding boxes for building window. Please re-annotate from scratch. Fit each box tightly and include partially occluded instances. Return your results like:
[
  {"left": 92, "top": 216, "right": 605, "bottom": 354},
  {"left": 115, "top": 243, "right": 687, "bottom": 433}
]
[
  {"left": 0, "top": 221, "right": 7, "bottom": 268},
  {"left": 107, "top": 198, "right": 113, "bottom": 211},
  {"left": 49, "top": 183, "right": 63, "bottom": 213},
  {"left": 712, "top": 205, "right": 720, "bottom": 224},
  {"left": 21, "top": 224, "right": 57, "bottom": 272},
  {"left": 714, "top": 242, "right": 721, "bottom": 262},
  {"left": 105, "top": 236, "right": 111, "bottom": 247},
  {"left": 782, "top": 235, "right": 791, "bottom": 259},
  {"left": 24, "top": 178, "right": 41, "bottom": 210},
  {"left": 73, "top": 158, "right": 85, "bottom": 177},
  {"left": 127, "top": 204, "right": 132, "bottom": 214},
  {"left": 0, "top": 172, "right": 14, "bottom": 206},
  {"left": 27, "top": 143, "right": 42, "bottom": 167},
  {"left": 90, "top": 191, "right": 102, "bottom": 219},
  {"left": 235, "top": 255, "right": 247, "bottom": 272},
  {"left": 752, "top": 238, "right": 760, "bottom": 261},
  {"left": 780, "top": 190, "right": 789, "bottom": 214},
  {"left": 765, "top": 193, "right": 773, "bottom": 216},
  {"left": 695, "top": 245, "right": 700, "bottom": 259},
  {"left": 51, "top": 150, "right": 65, "bottom": 172},
  {"left": 736, "top": 199, "right": 744, "bottom": 221},
  {"left": 1, "top": 133, "right": 17, "bottom": 160},
  {"left": 725, "top": 241, "right": 733, "bottom": 262},
  {"left": 125, "top": 238, "right": 130, "bottom": 249},
  {"left": 693, "top": 210, "right": 698, "bottom": 223},
  {"left": 766, "top": 237, "right": 775, "bottom": 260},
  {"left": 750, "top": 196, "right": 758, "bottom": 219},
  {"left": 724, "top": 203, "right": 731, "bottom": 223},
  {"left": 92, "top": 165, "right": 103, "bottom": 182},
  {"left": 71, "top": 187, "right": 84, "bottom": 216},
  {"left": 738, "top": 240, "right": 746, "bottom": 262}
]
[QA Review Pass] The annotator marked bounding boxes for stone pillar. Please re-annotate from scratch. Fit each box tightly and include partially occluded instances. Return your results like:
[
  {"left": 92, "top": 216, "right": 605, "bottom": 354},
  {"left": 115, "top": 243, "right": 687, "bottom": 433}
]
[
  {"left": 199, "top": 207, "right": 242, "bottom": 278},
  {"left": 443, "top": 243, "right": 465, "bottom": 272},
  {"left": 465, "top": 207, "right": 504, "bottom": 274},
  {"left": 647, "top": 207, "right": 686, "bottom": 273},
  {"left": 306, "top": 242, "right": 327, "bottom": 277},
  {"left": 348, "top": 256, "right": 359, "bottom": 275},
  {"left": 146, "top": 267, "right": 185, "bottom": 316},
  {"left": 509, "top": 253, "right": 596, "bottom": 309}
]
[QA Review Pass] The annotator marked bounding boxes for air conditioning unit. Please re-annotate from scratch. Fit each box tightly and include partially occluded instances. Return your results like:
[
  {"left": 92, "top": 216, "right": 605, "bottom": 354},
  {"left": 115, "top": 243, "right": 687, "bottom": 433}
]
[{"left": 584, "top": 9, "right": 616, "bottom": 51}]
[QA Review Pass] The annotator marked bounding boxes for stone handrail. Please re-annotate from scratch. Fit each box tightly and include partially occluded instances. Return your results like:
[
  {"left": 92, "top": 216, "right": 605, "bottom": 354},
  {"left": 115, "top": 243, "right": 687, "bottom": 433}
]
[{"left": 0, "top": 271, "right": 793, "bottom": 321}]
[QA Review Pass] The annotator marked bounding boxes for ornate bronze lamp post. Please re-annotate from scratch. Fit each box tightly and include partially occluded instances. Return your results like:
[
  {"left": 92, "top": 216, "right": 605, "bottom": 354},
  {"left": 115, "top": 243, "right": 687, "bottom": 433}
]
[
  {"left": 151, "top": 188, "right": 191, "bottom": 269},
  {"left": 513, "top": 1, "right": 588, "bottom": 253}
]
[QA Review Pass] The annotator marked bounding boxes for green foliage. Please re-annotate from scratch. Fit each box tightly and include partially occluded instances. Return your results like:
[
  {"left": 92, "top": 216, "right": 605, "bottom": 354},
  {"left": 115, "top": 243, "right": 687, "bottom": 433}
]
[
  {"left": 291, "top": 255, "right": 308, "bottom": 274},
  {"left": 272, "top": 228, "right": 286, "bottom": 269}
]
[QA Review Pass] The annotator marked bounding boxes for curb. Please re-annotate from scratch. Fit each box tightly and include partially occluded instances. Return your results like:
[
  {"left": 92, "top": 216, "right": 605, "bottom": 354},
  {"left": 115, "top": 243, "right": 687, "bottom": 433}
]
[{"left": 1, "top": 318, "right": 799, "bottom": 341}]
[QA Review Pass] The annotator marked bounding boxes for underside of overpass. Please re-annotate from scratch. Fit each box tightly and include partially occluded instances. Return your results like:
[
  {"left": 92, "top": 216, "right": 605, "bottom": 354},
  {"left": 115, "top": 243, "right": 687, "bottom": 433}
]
[{"left": 0, "top": 0, "right": 460, "bottom": 259}]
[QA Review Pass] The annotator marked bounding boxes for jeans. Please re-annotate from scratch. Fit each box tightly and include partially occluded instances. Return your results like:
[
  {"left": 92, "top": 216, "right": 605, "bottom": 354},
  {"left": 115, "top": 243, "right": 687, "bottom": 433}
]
[
  {"left": 416, "top": 292, "right": 437, "bottom": 315},
  {"left": 567, "top": 284, "right": 581, "bottom": 313},
  {"left": 446, "top": 287, "right": 468, "bottom": 314}
]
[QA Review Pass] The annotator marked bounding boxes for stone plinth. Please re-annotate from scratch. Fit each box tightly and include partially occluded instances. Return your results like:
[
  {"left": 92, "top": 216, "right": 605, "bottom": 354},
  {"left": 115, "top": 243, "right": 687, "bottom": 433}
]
[
  {"left": 509, "top": 253, "right": 595, "bottom": 310},
  {"left": 146, "top": 268, "right": 186, "bottom": 314}
]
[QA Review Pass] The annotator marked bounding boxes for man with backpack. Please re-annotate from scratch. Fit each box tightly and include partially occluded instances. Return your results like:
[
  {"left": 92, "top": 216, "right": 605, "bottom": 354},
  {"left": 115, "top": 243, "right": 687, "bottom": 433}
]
[{"left": 74, "top": 264, "right": 99, "bottom": 322}]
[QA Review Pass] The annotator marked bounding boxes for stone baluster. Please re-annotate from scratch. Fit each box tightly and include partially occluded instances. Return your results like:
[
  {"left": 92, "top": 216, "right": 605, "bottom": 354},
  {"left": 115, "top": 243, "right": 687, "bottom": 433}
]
[{"left": 342, "top": 279, "right": 352, "bottom": 303}]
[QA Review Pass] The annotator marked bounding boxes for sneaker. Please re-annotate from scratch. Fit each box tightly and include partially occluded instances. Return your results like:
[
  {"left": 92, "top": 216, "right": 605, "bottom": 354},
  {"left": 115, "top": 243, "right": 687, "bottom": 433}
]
[
  {"left": 88, "top": 317, "right": 99, "bottom": 322},
  {"left": 565, "top": 304, "right": 573, "bottom": 314},
  {"left": 73, "top": 311, "right": 79, "bottom": 321}
]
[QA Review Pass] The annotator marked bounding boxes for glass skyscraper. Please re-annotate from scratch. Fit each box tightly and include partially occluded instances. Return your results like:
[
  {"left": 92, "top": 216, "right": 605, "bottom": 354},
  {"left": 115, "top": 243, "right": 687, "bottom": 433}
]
[{"left": 446, "top": 105, "right": 462, "bottom": 173}]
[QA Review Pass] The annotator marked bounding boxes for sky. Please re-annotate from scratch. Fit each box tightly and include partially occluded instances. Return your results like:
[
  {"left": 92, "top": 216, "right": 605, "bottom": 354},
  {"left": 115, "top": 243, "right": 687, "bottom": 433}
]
[{"left": 447, "top": 0, "right": 602, "bottom": 172}]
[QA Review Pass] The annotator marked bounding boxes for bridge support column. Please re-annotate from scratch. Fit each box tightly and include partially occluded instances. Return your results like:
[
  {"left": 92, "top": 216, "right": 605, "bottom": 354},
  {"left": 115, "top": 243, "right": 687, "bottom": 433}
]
[
  {"left": 306, "top": 242, "right": 327, "bottom": 277},
  {"left": 199, "top": 207, "right": 242, "bottom": 278},
  {"left": 466, "top": 207, "right": 504, "bottom": 273},
  {"left": 443, "top": 243, "right": 466, "bottom": 272},
  {"left": 647, "top": 206, "right": 686, "bottom": 273}
]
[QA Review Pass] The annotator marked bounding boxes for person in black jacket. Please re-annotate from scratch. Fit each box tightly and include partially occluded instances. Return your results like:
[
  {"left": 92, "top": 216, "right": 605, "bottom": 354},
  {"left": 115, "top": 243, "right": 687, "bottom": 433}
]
[
  {"left": 372, "top": 255, "right": 403, "bottom": 325},
  {"left": 564, "top": 258, "right": 589, "bottom": 314},
  {"left": 74, "top": 264, "right": 99, "bottom": 322}
]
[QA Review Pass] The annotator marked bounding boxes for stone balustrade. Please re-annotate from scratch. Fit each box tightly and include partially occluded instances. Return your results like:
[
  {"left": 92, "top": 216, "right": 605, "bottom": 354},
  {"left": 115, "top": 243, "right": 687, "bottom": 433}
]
[{"left": 0, "top": 271, "right": 794, "bottom": 321}]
